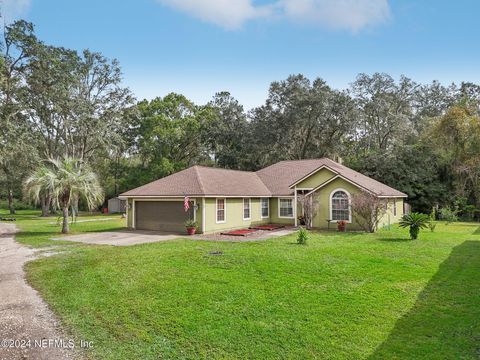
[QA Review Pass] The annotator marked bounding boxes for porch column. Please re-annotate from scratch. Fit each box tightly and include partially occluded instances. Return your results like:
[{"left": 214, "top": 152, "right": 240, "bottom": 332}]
[
  {"left": 201, "top": 197, "right": 206, "bottom": 233},
  {"left": 294, "top": 186, "right": 298, "bottom": 227},
  {"left": 132, "top": 199, "right": 136, "bottom": 229}
]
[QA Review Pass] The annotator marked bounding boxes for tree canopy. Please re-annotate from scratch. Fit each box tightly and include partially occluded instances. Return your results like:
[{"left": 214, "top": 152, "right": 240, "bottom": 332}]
[{"left": 1, "top": 18, "right": 480, "bottom": 219}]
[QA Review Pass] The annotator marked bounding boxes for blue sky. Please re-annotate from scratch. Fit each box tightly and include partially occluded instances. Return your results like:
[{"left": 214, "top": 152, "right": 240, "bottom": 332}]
[{"left": 4, "top": 0, "right": 480, "bottom": 109}]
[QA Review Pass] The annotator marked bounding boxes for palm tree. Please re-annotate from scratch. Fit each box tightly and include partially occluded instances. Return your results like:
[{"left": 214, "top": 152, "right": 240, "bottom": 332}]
[
  {"left": 399, "top": 212, "right": 430, "bottom": 240},
  {"left": 24, "top": 157, "right": 104, "bottom": 233}
]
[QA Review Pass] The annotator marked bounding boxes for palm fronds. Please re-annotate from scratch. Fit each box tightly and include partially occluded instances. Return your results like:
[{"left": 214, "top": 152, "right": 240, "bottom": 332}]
[
  {"left": 399, "top": 212, "right": 430, "bottom": 239},
  {"left": 24, "top": 157, "right": 104, "bottom": 233}
]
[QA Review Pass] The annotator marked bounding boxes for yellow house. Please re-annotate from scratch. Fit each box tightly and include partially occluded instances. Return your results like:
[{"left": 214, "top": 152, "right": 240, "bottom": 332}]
[{"left": 120, "top": 158, "right": 407, "bottom": 233}]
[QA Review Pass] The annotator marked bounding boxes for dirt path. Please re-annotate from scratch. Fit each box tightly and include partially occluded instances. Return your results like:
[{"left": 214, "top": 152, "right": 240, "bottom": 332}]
[{"left": 0, "top": 223, "right": 78, "bottom": 360}]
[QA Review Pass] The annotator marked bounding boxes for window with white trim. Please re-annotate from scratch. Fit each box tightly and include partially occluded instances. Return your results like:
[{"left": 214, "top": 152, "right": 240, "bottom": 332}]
[
  {"left": 216, "top": 198, "right": 225, "bottom": 223},
  {"left": 261, "top": 198, "right": 269, "bottom": 218},
  {"left": 393, "top": 199, "right": 397, "bottom": 216},
  {"left": 243, "top": 198, "right": 251, "bottom": 220},
  {"left": 331, "top": 191, "right": 349, "bottom": 221},
  {"left": 279, "top": 198, "right": 293, "bottom": 218}
]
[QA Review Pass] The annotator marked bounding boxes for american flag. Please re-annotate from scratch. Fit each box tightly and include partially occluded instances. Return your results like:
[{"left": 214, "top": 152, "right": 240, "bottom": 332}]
[{"left": 183, "top": 195, "right": 190, "bottom": 212}]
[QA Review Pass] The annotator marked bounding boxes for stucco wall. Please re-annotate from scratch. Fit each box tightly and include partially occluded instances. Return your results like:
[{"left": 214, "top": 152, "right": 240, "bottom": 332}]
[
  {"left": 378, "top": 198, "right": 404, "bottom": 229},
  {"left": 295, "top": 168, "right": 336, "bottom": 189},
  {"left": 204, "top": 198, "right": 269, "bottom": 232},
  {"left": 194, "top": 198, "right": 203, "bottom": 232},
  {"left": 127, "top": 198, "right": 133, "bottom": 228},
  {"left": 310, "top": 177, "right": 405, "bottom": 231},
  {"left": 269, "top": 197, "right": 297, "bottom": 225},
  {"left": 311, "top": 177, "right": 363, "bottom": 230}
]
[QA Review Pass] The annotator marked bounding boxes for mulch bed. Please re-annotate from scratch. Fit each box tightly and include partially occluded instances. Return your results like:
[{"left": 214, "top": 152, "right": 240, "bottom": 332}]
[{"left": 192, "top": 226, "right": 296, "bottom": 242}]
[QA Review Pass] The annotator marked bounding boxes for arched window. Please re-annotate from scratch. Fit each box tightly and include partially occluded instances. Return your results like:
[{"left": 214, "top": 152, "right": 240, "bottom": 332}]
[{"left": 331, "top": 190, "right": 350, "bottom": 221}]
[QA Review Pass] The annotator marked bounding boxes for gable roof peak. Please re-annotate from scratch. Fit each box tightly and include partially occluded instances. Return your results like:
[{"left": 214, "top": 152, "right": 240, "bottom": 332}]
[{"left": 257, "top": 157, "right": 407, "bottom": 197}]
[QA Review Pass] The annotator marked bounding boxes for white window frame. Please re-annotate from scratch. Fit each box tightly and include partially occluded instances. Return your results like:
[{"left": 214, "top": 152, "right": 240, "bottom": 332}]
[
  {"left": 216, "top": 198, "right": 226, "bottom": 224},
  {"left": 329, "top": 188, "right": 352, "bottom": 223},
  {"left": 261, "top": 198, "right": 269, "bottom": 218},
  {"left": 393, "top": 199, "right": 397, "bottom": 216},
  {"left": 278, "top": 198, "right": 294, "bottom": 219},
  {"left": 243, "top": 198, "right": 251, "bottom": 220}
]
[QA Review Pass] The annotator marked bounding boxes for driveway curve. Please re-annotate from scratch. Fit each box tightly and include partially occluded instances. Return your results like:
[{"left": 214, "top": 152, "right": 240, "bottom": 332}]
[{"left": 0, "top": 223, "right": 77, "bottom": 360}]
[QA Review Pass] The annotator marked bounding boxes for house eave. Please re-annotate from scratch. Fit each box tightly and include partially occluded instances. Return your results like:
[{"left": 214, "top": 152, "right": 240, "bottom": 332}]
[
  {"left": 377, "top": 194, "right": 408, "bottom": 198},
  {"left": 119, "top": 194, "right": 273, "bottom": 199}
]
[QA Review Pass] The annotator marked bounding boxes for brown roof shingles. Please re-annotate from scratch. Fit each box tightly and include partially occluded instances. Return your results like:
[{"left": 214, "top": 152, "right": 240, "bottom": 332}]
[
  {"left": 256, "top": 159, "right": 329, "bottom": 196},
  {"left": 194, "top": 166, "right": 271, "bottom": 196},
  {"left": 120, "top": 166, "right": 271, "bottom": 197},
  {"left": 120, "top": 166, "right": 204, "bottom": 196},
  {"left": 121, "top": 158, "right": 407, "bottom": 198},
  {"left": 257, "top": 158, "right": 407, "bottom": 197}
]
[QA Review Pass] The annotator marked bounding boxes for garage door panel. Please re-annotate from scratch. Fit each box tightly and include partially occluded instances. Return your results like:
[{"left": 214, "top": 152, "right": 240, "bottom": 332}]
[{"left": 135, "top": 201, "right": 191, "bottom": 232}]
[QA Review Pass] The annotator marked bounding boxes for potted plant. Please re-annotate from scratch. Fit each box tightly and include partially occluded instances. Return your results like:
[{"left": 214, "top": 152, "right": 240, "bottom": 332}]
[
  {"left": 184, "top": 219, "right": 198, "bottom": 235},
  {"left": 297, "top": 215, "right": 306, "bottom": 226},
  {"left": 337, "top": 220, "right": 347, "bottom": 232}
]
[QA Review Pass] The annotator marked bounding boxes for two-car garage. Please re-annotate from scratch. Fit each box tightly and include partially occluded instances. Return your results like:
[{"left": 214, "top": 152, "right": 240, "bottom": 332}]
[{"left": 134, "top": 201, "right": 193, "bottom": 233}]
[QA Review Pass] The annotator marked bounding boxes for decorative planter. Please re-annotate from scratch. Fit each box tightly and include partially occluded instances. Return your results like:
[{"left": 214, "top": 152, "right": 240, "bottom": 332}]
[
  {"left": 186, "top": 227, "right": 197, "bottom": 235},
  {"left": 337, "top": 221, "right": 347, "bottom": 232}
]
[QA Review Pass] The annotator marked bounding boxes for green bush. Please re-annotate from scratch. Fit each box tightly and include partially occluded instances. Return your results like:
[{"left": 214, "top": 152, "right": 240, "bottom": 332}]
[
  {"left": 399, "top": 212, "right": 430, "bottom": 240},
  {"left": 0, "top": 199, "right": 36, "bottom": 211},
  {"left": 439, "top": 206, "right": 459, "bottom": 225},
  {"left": 462, "top": 204, "right": 478, "bottom": 221},
  {"left": 184, "top": 219, "right": 197, "bottom": 228},
  {"left": 428, "top": 208, "right": 437, "bottom": 232},
  {"left": 297, "top": 227, "right": 308, "bottom": 245}
]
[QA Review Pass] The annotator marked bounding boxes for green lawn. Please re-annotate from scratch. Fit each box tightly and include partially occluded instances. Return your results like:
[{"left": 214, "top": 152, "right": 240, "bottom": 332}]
[
  {"left": 0, "top": 209, "right": 126, "bottom": 247},
  {"left": 4, "top": 211, "right": 480, "bottom": 359}
]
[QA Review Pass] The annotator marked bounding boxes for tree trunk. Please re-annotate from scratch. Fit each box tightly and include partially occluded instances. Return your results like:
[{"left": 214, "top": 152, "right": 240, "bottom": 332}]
[
  {"left": 40, "top": 194, "right": 51, "bottom": 217},
  {"left": 62, "top": 206, "right": 69, "bottom": 234},
  {"left": 72, "top": 196, "right": 79, "bottom": 219},
  {"left": 8, "top": 189, "right": 15, "bottom": 215}
]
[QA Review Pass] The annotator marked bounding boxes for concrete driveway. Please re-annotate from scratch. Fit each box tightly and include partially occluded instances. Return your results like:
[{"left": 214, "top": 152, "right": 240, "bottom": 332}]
[
  {"left": 53, "top": 228, "right": 298, "bottom": 246},
  {"left": 53, "top": 230, "right": 184, "bottom": 246}
]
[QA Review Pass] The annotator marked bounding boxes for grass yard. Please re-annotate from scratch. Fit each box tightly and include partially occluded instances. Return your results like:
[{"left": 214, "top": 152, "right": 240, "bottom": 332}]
[
  {"left": 0, "top": 210, "right": 126, "bottom": 247},
  {"left": 4, "top": 211, "right": 480, "bottom": 359}
]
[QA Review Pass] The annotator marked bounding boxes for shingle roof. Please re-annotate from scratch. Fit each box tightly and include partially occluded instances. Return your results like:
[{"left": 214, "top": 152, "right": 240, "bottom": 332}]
[
  {"left": 257, "top": 158, "right": 407, "bottom": 197},
  {"left": 121, "top": 158, "right": 407, "bottom": 198},
  {"left": 256, "top": 159, "right": 327, "bottom": 196},
  {"left": 120, "top": 166, "right": 271, "bottom": 197}
]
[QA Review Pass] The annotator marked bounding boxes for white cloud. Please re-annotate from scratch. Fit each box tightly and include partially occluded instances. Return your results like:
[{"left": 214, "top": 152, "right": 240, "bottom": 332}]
[
  {"left": 1, "top": 0, "right": 31, "bottom": 22},
  {"left": 281, "top": 0, "right": 390, "bottom": 32},
  {"left": 157, "top": 0, "right": 274, "bottom": 30},
  {"left": 156, "top": 0, "right": 390, "bottom": 31}
]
